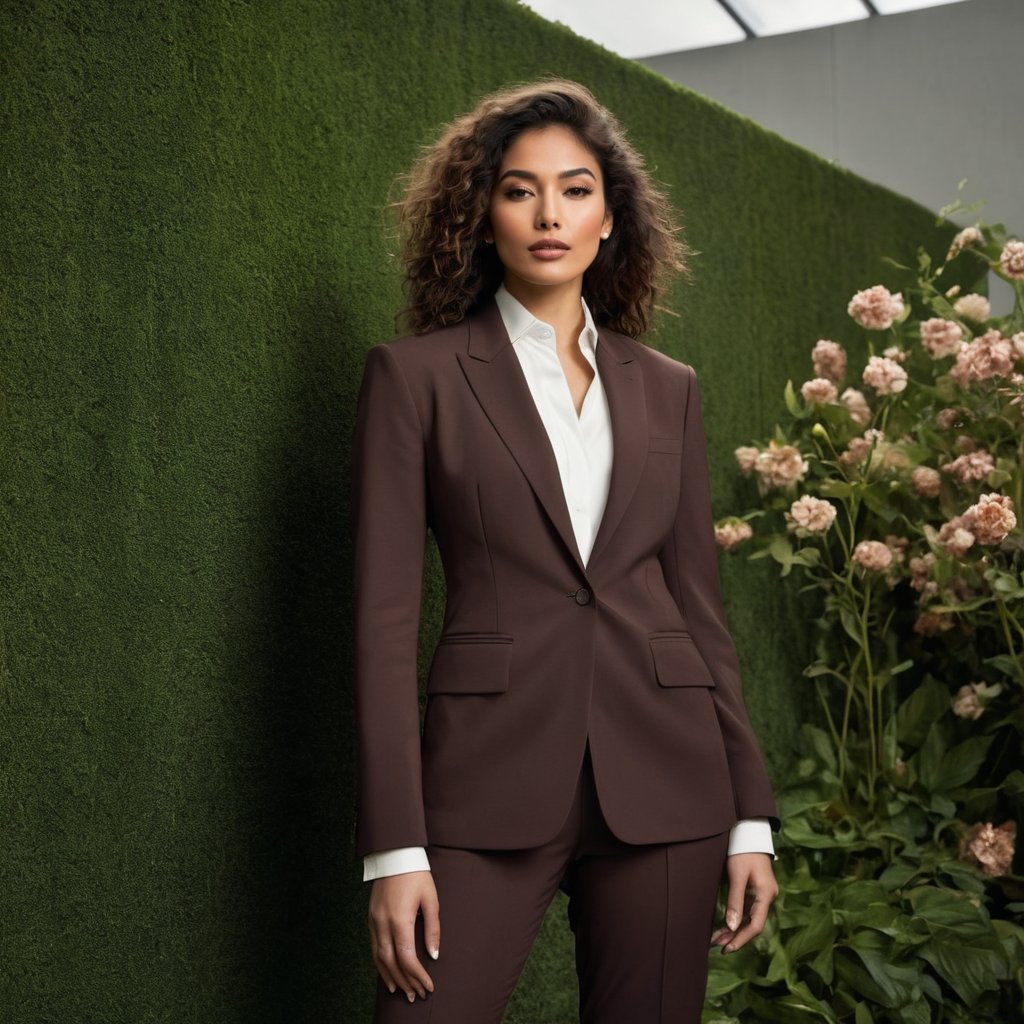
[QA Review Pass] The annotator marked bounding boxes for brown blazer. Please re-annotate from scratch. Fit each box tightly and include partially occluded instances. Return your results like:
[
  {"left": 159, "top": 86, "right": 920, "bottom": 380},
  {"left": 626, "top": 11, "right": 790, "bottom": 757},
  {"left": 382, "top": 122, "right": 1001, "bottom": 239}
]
[{"left": 351, "top": 298, "right": 778, "bottom": 859}]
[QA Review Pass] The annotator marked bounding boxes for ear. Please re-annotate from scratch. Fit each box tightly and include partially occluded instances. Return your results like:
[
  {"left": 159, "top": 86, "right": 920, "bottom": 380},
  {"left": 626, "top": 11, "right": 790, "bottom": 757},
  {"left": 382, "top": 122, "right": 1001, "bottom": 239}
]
[{"left": 601, "top": 210, "right": 614, "bottom": 240}]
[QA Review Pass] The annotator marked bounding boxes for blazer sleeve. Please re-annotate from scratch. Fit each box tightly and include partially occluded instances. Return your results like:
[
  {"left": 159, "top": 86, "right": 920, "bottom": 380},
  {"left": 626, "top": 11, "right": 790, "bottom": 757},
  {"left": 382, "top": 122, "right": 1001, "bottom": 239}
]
[
  {"left": 351, "top": 343, "right": 430, "bottom": 858},
  {"left": 657, "top": 364, "right": 780, "bottom": 829}
]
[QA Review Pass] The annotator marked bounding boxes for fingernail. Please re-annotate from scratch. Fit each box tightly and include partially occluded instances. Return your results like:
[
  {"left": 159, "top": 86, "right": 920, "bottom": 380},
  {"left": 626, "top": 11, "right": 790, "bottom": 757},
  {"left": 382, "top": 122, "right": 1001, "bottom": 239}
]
[
  {"left": 430, "top": 948, "right": 439, "bottom": 960},
  {"left": 726, "top": 911, "right": 740, "bottom": 930},
  {"left": 407, "top": 992, "right": 415, "bottom": 1004},
  {"left": 387, "top": 984, "right": 395, "bottom": 995}
]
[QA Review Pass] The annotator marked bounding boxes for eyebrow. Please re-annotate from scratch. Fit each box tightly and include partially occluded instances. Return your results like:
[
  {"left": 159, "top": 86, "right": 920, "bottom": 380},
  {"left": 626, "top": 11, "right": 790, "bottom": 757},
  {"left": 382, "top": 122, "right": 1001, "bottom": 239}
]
[{"left": 497, "top": 167, "right": 597, "bottom": 183}]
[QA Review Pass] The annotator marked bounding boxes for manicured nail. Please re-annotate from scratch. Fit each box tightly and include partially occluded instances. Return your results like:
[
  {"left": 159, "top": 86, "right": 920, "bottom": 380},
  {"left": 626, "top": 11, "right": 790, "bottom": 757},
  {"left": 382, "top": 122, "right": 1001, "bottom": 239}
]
[
  {"left": 387, "top": 984, "right": 395, "bottom": 995},
  {"left": 726, "top": 911, "right": 740, "bottom": 930},
  {"left": 407, "top": 991, "right": 416, "bottom": 1003},
  {"left": 430, "top": 948, "right": 439, "bottom": 960}
]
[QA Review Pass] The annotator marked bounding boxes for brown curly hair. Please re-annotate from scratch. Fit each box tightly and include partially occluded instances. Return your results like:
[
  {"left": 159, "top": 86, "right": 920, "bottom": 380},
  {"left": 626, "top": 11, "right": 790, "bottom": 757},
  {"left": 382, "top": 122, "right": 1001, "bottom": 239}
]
[{"left": 393, "top": 79, "right": 688, "bottom": 338}]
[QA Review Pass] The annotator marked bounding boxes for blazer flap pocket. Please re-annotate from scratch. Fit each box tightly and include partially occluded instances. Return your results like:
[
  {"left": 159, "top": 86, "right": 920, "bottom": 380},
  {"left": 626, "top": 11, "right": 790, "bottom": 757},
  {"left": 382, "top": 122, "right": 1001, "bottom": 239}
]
[
  {"left": 648, "top": 436, "right": 683, "bottom": 454},
  {"left": 649, "top": 636, "right": 716, "bottom": 688},
  {"left": 427, "top": 634, "right": 512, "bottom": 695}
]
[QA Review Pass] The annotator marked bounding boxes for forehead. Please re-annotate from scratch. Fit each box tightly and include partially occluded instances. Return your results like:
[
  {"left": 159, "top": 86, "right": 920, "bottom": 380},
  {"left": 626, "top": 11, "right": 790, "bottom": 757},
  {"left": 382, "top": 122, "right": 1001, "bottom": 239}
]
[{"left": 498, "top": 124, "right": 600, "bottom": 173}]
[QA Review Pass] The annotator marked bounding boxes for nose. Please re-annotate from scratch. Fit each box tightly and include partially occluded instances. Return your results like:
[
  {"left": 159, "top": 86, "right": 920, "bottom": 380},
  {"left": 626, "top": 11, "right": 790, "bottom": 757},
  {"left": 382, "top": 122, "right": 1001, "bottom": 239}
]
[{"left": 535, "top": 191, "right": 562, "bottom": 231}]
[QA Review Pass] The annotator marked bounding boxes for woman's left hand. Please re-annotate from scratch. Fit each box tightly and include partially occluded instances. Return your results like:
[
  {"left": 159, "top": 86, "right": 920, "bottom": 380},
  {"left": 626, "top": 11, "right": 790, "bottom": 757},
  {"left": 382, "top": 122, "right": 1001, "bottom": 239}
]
[{"left": 710, "top": 852, "right": 778, "bottom": 953}]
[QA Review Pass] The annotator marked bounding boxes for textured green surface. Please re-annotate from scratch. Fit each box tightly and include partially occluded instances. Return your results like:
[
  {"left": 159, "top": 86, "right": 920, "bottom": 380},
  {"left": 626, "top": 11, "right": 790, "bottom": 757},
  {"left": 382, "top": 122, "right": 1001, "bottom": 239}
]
[{"left": 0, "top": 1, "right": 951, "bottom": 1021}]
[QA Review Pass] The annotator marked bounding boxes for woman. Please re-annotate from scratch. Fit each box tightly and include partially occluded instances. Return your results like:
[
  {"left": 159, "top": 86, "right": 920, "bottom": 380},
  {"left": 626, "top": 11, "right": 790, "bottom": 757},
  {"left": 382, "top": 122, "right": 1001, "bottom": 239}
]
[{"left": 351, "top": 79, "right": 779, "bottom": 1023}]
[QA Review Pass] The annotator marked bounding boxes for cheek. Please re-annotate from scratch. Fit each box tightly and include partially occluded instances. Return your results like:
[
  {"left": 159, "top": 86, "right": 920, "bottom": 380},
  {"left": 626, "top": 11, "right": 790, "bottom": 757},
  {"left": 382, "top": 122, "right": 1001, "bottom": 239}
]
[{"left": 488, "top": 204, "right": 523, "bottom": 247}]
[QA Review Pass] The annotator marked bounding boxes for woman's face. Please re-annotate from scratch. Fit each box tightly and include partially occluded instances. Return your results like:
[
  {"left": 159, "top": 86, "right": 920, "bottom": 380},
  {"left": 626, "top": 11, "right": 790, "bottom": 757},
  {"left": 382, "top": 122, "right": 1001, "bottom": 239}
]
[{"left": 487, "top": 124, "right": 613, "bottom": 298}]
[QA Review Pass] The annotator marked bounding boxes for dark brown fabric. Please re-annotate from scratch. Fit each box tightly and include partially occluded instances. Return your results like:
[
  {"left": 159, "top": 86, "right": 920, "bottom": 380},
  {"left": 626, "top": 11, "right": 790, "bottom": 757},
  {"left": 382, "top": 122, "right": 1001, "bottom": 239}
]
[
  {"left": 351, "top": 298, "right": 778, "bottom": 859},
  {"left": 372, "top": 747, "right": 729, "bottom": 1023}
]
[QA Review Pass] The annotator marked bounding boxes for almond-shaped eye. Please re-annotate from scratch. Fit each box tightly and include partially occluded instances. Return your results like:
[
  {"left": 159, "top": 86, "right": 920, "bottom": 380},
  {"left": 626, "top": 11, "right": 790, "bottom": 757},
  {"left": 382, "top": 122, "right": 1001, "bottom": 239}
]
[
  {"left": 502, "top": 186, "right": 533, "bottom": 200},
  {"left": 565, "top": 185, "right": 595, "bottom": 198}
]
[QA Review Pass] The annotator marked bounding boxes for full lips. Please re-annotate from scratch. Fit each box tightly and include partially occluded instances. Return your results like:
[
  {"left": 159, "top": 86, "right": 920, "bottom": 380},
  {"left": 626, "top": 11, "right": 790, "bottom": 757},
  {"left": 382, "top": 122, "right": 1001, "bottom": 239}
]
[{"left": 529, "top": 247, "right": 570, "bottom": 260}]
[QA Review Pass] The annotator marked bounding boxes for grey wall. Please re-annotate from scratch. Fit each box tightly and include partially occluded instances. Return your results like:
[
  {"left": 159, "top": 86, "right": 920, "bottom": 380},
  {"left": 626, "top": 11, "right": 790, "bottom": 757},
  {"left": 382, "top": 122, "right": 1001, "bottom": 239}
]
[{"left": 642, "top": 0, "right": 1022, "bottom": 308}]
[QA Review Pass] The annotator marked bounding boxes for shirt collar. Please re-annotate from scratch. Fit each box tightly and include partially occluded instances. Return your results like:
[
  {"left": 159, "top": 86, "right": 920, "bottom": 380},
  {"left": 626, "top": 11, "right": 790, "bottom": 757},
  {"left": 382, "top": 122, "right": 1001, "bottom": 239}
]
[{"left": 494, "top": 283, "right": 599, "bottom": 356}]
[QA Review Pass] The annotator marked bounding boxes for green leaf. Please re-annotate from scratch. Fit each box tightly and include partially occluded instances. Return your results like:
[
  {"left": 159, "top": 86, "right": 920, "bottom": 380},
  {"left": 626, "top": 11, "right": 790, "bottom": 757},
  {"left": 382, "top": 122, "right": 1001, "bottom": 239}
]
[
  {"left": 803, "top": 724, "right": 838, "bottom": 773},
  {"left": 854, "top": 1004, "right": 874, "bottom": 1024},
  {"left": 896, "top": 998, "right": 931, "bottom": 1024},
  {"left": 879, "top": 859, "right": 918, "bottom": 891},
  {"left": 918, "top": 935, "right": 1005, "bottom": 1004},
  {"left": 895, "top": 676, "right": 949, "bottom": 747},
  {"left": 931, "top": 735, "right": 993, "bottom": 791},
  {"left": 819, "top": 479, "right": 855, "bottom": 499},
  {"left": 984, "top": 654, "right": 1024, "bottom": 683},
  {"left": 839, "top": 603, "right": 863, "bottom": 645},
  {"left": 908, "top": 887, "right": 990, "bottom": 933},
  {"left": 784, "top": 378, "right": 804, "bottom": 417},
  {"left": 835, "top": 948, "right": 902, "bottom": 1008}
]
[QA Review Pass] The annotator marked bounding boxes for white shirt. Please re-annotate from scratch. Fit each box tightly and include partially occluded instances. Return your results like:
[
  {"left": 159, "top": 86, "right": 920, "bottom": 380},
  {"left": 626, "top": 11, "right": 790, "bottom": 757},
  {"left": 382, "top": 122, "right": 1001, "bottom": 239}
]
[{"left": 363, "top": 286, "right": 774, "bottom": 880}]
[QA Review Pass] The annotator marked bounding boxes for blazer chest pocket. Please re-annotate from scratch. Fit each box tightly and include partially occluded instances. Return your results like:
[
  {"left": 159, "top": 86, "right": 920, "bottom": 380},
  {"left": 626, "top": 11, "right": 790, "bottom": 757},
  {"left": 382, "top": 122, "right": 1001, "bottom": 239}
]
[
  {"left": 426, "top": 633, "right": 513, "bottom": 695},
  {"left": 649, "top": 634, "right": 716, "bottom": 688}
]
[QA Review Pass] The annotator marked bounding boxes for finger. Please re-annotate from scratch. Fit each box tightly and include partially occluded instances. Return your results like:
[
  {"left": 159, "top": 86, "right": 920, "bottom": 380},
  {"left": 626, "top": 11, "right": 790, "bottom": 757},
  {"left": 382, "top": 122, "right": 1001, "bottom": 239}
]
[
  {"left": 368, "top": 937, "right": 399, "bottom": 991},
  {"left": 725, "top": 876, "right": 746, "bottom": 934},
  {"left": 724, "top": 894, "right": 771, "bottom": 953},
  {"left": 368, "top": 928, "right": 398, "bottom": 995},
  {"left": 393, "top": 924, "right": 433, "bottom": 999},
  {"left": 422, "top": 889, "right": 441, "bottom": 961}
]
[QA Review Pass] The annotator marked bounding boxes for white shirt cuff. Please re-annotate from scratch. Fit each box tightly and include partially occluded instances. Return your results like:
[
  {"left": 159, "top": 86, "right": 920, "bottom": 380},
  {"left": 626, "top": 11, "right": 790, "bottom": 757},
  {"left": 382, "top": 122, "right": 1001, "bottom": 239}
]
[
  {"left": 363, "top": 822, "right": 775, "bottom": 879},
  {"left": 363, "top": 846, "right": 431, "bottom": 882},
  {"left": 727, "top": 818, "right": 776, "bottom": 859}
]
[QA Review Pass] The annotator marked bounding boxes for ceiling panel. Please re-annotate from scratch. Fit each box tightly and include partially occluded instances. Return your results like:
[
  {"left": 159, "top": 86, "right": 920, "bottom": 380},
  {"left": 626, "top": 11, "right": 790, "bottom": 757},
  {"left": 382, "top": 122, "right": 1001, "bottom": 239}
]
[
  {"left": 520, "top": 0, "right": 745, "bottom": 59},
  {"left": 726, "top": 0, "right": 869, "bottom": 37},
  {"left": 869, "top": 0, "right": 968, "bottom": 12}
]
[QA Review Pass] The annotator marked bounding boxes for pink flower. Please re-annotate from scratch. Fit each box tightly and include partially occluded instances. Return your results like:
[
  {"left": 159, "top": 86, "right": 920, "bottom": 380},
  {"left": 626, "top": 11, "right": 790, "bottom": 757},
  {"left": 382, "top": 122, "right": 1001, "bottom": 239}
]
[
  {"left": 938, "top": 517, "right": 976, "bottom": 558},
  {"left": 840, "top": 388, "right": 872, "bottom": 427},
  {"left": 950, "top": 329, "right": 1016, "bottom": 387},
  {"left": 786, "top": 495, "right": 837, "bottom": 533},
  {"left": 959, "top": 821, "right": 1016, "bottom": 878},
  {"left": 852, "top": 540, "right": 893, "bottom": 572},
  {"left": 1013, "top": 333, "right": 1024, "bottom": 362},
  {"left": 935, "top": 408, "right": 963, "bottom": 431},
  {"left": 754, "top": 441, "right": 808, "bottom": 490},
  {"left": 912, "top": 466, "right": 941, "bottom": 498},
  {"left": 942, "top": 450, "right": 995, "bottom": 486},
  {"left": 909, "top": 552, "right": 936, "bottom": 592},
  {"left": 883, "top": 345, "right": 908, "bottom": 364},
  {"left": 914, "top": 610, "right": 955, "bottom": 636},
  {"left": 800, "top": 377, "right": 838, "bottom": 405},
  {"left": 734, "top": 446, "right": 760, "bottom": 477},
  {"left": 999, "top": 240, "right": 1024, "bottom": 280},
  {"left": 714, "top": 520, "right": 753, "bottom": 551},
  {"left": 848, "top": 285, "right": 904, "bottom": 330},
  {"left": 953, "top": 293, "right": 991, "bottom": 322},
  {"left": 951, "top": 681, "right": 1001, "bottom": 721},
  {"left": 862, "top": 355, "right": 908, "bottom": 395},
  {"left": 812, "top": 339, "right": 847, "bottom": 382},
  {"left": 946, "top": 225, "right": 981, "bottom": 261},
  {"left": 965, "top": 493, "right": 1017, "bottom": 544},
  {"left": 952, "top": 684, "right": 984, "bottom": 720},
  {"left": 840, "top": 428, "right": 885, "bottom": 467},
  {"left": 920, "top": 318, "right": 963, "bottom": 358}
]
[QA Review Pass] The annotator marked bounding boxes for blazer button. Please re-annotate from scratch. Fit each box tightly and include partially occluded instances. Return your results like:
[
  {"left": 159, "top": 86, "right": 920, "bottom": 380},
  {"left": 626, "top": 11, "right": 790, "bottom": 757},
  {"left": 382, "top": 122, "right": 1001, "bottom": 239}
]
[{"left": 574, "top": 587, "right": 592, "bottom": 606}]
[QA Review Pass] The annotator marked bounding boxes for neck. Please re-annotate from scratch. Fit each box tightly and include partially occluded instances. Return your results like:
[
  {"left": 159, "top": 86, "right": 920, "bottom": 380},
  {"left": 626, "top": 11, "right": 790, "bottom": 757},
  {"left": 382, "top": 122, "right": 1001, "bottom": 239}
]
[{"left": 502, "top": 277, "right": 585, "bottom": 348}]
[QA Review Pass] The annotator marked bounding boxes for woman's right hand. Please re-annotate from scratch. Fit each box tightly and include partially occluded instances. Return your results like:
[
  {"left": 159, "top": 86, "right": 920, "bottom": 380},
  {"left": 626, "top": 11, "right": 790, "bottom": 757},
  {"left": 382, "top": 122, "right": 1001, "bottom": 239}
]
[{"left": 368, "top": 870, "right": 440, "bottom": 1003}]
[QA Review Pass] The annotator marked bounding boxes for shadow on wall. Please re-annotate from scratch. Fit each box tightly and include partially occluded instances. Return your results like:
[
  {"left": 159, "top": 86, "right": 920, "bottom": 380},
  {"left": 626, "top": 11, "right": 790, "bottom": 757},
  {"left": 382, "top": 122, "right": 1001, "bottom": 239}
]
[{"left": 226, "top": 283, "right": 375, "bottom": 1021}]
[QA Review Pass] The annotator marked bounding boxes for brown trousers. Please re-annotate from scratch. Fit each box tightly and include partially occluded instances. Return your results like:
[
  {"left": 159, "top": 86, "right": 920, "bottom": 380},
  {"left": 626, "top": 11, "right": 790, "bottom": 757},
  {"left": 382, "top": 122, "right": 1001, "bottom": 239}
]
[{"left": 373, "top": 746, "right": 730, "bottom": 1023}]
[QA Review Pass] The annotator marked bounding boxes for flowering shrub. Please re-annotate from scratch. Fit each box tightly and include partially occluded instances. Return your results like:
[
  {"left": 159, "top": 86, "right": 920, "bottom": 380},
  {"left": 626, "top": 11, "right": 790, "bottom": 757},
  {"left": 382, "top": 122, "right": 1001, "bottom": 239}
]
[{"left": 706, "top": 217, "right": 1024, "bottom": 1023}]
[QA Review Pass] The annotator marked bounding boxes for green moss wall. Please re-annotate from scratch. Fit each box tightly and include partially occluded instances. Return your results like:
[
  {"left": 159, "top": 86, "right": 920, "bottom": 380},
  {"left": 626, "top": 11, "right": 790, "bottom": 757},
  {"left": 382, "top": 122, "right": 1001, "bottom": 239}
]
[{"left": 1, "top": 1, "right": 951, "bottom": 1020}]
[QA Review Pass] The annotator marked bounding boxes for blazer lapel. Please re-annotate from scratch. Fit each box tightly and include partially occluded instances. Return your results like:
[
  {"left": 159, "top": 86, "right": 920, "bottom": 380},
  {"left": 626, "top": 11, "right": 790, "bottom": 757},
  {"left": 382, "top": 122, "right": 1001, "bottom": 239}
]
[
  {"left": 587, "top": 327, "right": 647, "bottom": 567},
  {"left": 456, "top": 301, "right": 587, "bottom": 576}
]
